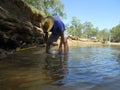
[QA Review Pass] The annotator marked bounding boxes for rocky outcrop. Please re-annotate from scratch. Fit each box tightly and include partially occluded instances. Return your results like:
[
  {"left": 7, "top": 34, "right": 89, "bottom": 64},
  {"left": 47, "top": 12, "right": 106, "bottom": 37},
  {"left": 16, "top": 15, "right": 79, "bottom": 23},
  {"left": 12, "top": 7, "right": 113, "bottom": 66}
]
[{"left": 0, "top": 0, "right": 45, "bottom": 58}]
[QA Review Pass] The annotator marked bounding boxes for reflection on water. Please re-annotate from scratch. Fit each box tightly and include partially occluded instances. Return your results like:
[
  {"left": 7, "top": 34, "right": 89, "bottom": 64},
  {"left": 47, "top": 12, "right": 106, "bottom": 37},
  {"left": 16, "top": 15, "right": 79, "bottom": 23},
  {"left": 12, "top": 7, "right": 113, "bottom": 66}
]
[
  {"left": 0, "top": 46, "right": 120, "bottom": 90},
  {"left": 43, "top": 54, "right": 68, "bottom": 86}
]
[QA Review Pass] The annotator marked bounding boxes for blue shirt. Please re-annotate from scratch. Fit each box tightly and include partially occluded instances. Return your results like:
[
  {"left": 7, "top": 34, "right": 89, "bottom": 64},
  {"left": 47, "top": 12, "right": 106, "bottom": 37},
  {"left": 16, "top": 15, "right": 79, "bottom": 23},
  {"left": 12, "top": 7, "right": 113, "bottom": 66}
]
[{"left": 50, "top": 17, "right": 65, "bottom": 35}]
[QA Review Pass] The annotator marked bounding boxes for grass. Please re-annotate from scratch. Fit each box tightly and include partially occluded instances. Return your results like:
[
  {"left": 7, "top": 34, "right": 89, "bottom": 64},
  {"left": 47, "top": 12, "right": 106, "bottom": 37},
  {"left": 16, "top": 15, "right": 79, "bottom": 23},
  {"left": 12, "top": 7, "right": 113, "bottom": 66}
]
[{"left": 23, "top": 0, "right": 46, "bottom": 17}]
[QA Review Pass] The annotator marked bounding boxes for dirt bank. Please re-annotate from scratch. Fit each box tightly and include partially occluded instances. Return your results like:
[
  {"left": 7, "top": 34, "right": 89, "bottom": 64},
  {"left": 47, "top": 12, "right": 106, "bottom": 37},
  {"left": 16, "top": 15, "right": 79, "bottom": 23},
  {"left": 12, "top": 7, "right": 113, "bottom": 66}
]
[
  {"left": 56, "top": 38, "right": 103, "bottom": 47},
  {"left": 68, "top": 39, "right": 102, "bottom": 47}
]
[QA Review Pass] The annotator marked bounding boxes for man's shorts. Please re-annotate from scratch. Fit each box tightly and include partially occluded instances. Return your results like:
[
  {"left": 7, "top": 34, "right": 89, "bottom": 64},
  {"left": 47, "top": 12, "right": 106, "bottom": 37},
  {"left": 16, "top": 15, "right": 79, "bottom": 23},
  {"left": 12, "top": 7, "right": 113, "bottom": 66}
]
[
  {"left": 48, "top": 33, "right": 59, "bottom": 43},
  {"left": 64, "top": 30, "right": 68, "bottom": 37},
  {"left": 48, "top": 30, "right": 68, "bottom": 43}
]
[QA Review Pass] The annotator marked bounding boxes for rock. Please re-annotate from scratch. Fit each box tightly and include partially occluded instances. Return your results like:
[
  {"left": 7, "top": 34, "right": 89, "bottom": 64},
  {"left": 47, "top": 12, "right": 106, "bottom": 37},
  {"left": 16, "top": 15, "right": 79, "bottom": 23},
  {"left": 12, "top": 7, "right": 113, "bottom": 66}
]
[{"left": 0, "top": 20, "right": 17, "bottom": 30}]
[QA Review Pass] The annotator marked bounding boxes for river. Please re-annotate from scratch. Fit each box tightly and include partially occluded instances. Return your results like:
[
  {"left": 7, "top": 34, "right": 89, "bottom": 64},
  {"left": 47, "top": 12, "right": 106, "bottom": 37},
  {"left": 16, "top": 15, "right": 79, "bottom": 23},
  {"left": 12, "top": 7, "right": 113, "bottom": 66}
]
[{"left": 0, "top": 45, "right": 120, "bottom": 90}]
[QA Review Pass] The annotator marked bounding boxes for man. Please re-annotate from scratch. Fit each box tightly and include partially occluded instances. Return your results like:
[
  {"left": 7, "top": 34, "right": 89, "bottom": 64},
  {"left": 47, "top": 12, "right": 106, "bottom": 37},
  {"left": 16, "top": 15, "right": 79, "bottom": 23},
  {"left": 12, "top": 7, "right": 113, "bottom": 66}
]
[{"left": 42, "top": 16, "right": 68, "bottom": 54}]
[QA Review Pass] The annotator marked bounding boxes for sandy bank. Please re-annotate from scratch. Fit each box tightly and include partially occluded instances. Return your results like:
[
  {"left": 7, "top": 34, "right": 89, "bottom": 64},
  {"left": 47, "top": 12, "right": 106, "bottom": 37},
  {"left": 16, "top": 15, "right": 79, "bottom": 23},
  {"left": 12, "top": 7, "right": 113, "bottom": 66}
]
[
  {"left": 107, "top": 42, "right": 120, "bottom": 46},
  {"left": 68, "top": 39, "right": 102, "bottom": 47},
  {"left": 56, "top": 38, "right": 103, "bottom": 47},
  {"left": 57, "top": 38, "right": 120, "bottom": 47}
]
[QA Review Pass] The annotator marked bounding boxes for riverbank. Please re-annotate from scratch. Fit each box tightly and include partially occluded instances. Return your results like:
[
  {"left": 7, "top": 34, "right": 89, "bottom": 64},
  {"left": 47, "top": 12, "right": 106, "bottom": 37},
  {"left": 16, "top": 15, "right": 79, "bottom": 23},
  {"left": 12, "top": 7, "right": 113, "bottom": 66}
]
[
  {"left": 56, "top": 38, "right": 120, "bottom": 48},
  {"left": 68, "top": 38, "right": 102, "bottom": 47},
  {"left": 108, "top": 42, "right": 120, "bottom": 45},
  {"left": 56, "top": 38, "right": 103, "bottom": 47},
  {"left": 64, "top": 38, "right": 120, "bottom": 47}
]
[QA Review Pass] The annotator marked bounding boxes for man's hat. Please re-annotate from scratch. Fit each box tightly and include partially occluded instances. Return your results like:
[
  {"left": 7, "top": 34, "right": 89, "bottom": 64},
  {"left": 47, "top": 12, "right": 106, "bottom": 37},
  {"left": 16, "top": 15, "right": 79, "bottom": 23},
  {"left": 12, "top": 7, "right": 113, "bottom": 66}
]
[{"left": 42, "top": 16, "right": 54, "bottom": 32}]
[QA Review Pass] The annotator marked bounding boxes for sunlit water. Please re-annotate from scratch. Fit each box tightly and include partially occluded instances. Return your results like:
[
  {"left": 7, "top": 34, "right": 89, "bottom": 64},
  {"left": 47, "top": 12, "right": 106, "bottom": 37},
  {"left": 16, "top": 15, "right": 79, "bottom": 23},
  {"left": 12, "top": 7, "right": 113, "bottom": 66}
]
[{"left": 0, "top": 46, "right": 120, "bottom": 90}]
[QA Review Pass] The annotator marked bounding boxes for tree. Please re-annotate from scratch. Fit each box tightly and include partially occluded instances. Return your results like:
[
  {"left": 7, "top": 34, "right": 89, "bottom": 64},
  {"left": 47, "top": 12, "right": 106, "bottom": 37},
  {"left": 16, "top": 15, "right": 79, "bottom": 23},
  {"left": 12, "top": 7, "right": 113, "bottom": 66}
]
[
  {"left": 91, "top": 27, "right": 99, "bottom": 37},
  {"left": 97, "top": 29, "right": 109, "bottom": 42},
  {"left": 23, "top": 0, "right": 66, "bottom": 18},
  {"left": 110, "top": 24, "right": 120, "bottom": 42},
  {"left": 67, "top": 17, "right": 82, "bottom": 37},
  {"left": 66, "top": 24, "right": 74, "bottom": 36},
  {"left": 82, "top": 22, "right": 93, "bottom": 38}
]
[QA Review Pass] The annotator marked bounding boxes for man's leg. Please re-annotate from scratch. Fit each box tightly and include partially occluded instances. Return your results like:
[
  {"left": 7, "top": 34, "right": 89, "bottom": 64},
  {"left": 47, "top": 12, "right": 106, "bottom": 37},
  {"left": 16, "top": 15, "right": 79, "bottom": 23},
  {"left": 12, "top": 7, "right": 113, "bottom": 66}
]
[
  {"left": 59, "top": 33, "right": 69, "bottom": 54},
  {"left": 58, "top": 36, "right": 63, "bottom": 54},
  {"left": 63, "top": 37, "right": 69, "bottom": 54}
]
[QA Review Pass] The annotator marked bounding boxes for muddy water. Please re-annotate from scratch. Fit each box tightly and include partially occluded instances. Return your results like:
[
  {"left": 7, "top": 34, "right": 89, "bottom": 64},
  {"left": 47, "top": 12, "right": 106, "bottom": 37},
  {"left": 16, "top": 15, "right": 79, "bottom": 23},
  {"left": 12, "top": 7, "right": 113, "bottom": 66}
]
[{"left": 0, "top": 46, "right": 120, "bottom": 90}]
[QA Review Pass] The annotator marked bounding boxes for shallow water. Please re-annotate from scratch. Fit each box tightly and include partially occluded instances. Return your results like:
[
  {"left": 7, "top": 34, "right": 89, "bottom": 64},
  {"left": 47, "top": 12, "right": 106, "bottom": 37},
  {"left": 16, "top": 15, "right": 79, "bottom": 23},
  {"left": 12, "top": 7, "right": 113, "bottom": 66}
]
[{"left": 0, "top": 46, "right": 120, "bottom": 90}]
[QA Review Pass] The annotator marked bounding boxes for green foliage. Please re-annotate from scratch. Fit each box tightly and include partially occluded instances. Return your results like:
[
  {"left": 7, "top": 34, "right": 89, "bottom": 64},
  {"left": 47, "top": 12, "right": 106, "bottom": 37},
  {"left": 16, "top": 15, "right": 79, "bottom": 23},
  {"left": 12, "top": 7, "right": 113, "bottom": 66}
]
[
  {"left": 67, "top": 18, "right": 99, "bottom": 39},
  {"left": 97, "top": 29, "right": 109, "bottom": 42},
  {"left": 23, "top": 1, "right": 46, "bottom": 16},
  {"left": 110, "top": 24, "right": 120, "bottom": 42},
  {"left": 67, "top": 17, "right": 82, "bottom": 37},
  {"left": 66, "top": 16, "right": 110, "bottom": 42},
  {"left": 82, "top": 22, "right": 94, "bottom": 38},
  {"left": 23, "top": 0, "right": 66, "bottom": 19}
]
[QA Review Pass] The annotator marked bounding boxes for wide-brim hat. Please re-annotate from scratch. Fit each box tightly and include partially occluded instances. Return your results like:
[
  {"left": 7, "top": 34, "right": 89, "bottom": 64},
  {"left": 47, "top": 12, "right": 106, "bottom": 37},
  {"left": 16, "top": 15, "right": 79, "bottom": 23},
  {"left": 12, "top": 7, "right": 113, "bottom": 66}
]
[{"left": 42, "top": 16, "right": 54, "bottom": 32}]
